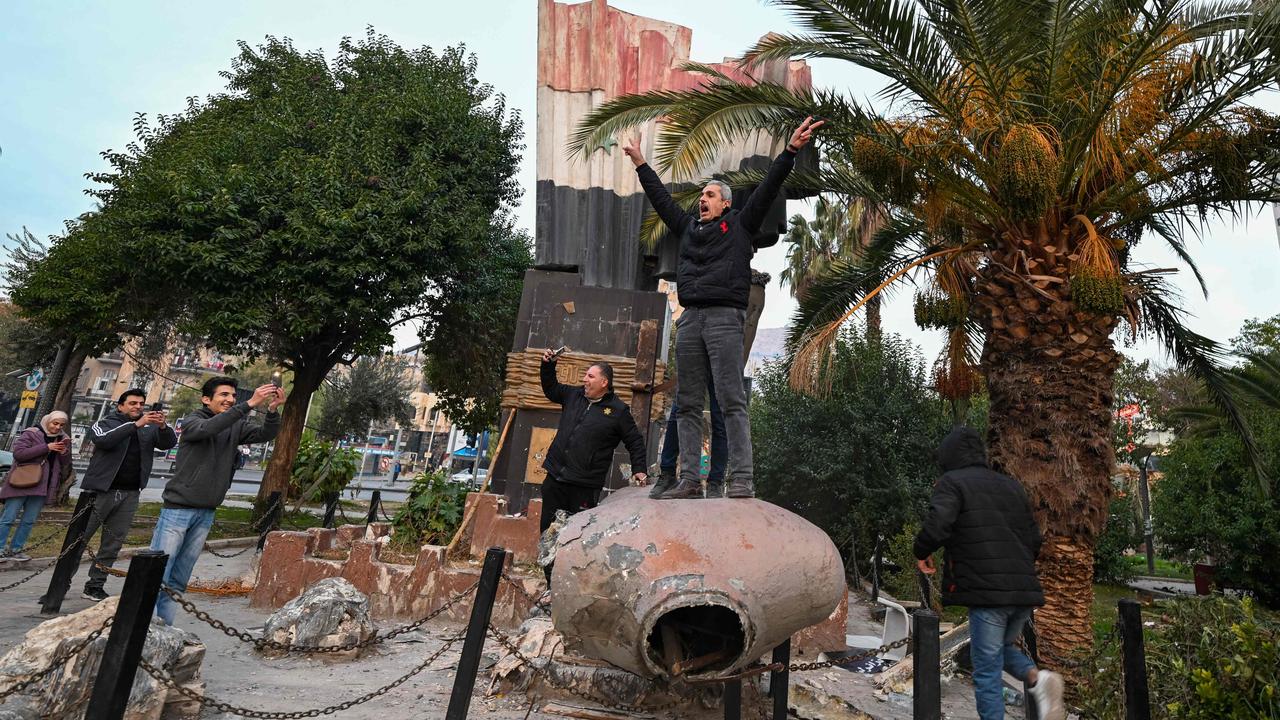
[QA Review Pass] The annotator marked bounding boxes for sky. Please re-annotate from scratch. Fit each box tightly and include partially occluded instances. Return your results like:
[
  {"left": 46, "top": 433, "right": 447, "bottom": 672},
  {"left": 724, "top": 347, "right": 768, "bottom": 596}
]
[{"left": 2, "top": 0, "right": 1278, "bottom": 369}]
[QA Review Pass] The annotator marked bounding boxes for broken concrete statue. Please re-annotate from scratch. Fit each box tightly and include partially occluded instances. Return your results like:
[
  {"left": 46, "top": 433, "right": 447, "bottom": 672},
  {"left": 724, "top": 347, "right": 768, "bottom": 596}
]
[
  {"left": 261, "top": 577, "right": 375, "bottom": 658},
  {"left": 550, "top": 487, "right": 845, "bottom": 680}
]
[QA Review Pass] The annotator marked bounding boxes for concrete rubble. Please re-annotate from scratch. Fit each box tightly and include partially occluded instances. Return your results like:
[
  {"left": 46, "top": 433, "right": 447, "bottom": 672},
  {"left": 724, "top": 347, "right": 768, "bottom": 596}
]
[
  {"left": 0, "top": 598, "right": 205, "bottom": 720},
  {"left": 261, "top": 577, "right": 375, "bottom": 659}
]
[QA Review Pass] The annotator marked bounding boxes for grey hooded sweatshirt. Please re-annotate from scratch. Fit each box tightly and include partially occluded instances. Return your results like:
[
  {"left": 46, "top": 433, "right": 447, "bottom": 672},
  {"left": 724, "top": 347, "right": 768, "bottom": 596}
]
[{"left": 163, "top": 402, "right": 280, "bottom": 509}]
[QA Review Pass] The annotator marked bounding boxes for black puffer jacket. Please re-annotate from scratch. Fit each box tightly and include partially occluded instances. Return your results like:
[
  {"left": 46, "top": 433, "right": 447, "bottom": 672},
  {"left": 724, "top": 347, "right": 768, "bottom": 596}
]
[
  {"left": 636, "top": 149, "right": 796, "bottom": 309},
  {"left": 540, "top": 360, "right": 647, "bottom": 489},
  {"left": 913, "top": 428, "right": 1045, "bottom": 607}
]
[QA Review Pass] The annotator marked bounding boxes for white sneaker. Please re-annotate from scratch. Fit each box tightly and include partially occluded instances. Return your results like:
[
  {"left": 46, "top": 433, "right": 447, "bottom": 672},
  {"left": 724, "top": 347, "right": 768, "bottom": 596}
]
[
  {"left": 8, "top": 551, "right": 31, "bottom": 562},
  {"left": 1027, "top": 670, "right": 1066, "bottom": 720}
]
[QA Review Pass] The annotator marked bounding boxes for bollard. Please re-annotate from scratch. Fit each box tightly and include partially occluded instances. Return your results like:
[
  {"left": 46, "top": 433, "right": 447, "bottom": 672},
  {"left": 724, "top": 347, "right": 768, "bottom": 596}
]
[
  {"left": 769, "top": 639, "right": 790, "bottom": 720},
  {"left": 322, "top": 493, "right": 339, "bottom": 529},
  {"left": 445, "top": 546, "right": 507, "bottom": 720},
  {"left": 871, "top": 535, "right": 883, "bottom": 603},
  {"left": 912, "top": 609, "right": 941, "bottom": 720},
  {"left": 1022, "top": 619, "right": 1041, "bottom": 720},
  {"left": 723, "top": 678, "right": 742, "bottom": 720},
  {"left": 365, "top": 490, "right": 381, "bottom": 526},
  {"left": 257, "top": 491, "right": 282, "bottom": 551},
  {"left": 40, "top": 491, "right": 97, "bottom": 615},
  {"left": 84, "top": 550, "right": 168, "bottom": 720},
  {"left": 1118, "top": 599, "right": 1151, "bottom": 720}
]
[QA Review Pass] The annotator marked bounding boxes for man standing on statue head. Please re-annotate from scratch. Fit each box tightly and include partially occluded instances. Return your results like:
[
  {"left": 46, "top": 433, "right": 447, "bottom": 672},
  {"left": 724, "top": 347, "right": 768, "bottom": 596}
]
[
  {"left": 150, "top": 375, "right": 284, "bottom": 624},
  {"left": 624, "top": 117, "right": 823, "bottom": 499}
]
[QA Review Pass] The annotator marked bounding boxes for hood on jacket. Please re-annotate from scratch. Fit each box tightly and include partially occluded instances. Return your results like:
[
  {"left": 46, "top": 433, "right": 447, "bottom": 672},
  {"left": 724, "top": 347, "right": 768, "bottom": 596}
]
[{"left": 937, "top": 427, "right": 988, "bottom": 472}]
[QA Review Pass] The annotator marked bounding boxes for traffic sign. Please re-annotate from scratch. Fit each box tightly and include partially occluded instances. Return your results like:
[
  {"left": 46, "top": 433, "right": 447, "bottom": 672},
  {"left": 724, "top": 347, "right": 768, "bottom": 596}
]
[
  {"left": 19, "top": 390, "right": 38, "bottom": 409},
  {"left": 24, "top": 369, "right": 44, "bottom": 391}
]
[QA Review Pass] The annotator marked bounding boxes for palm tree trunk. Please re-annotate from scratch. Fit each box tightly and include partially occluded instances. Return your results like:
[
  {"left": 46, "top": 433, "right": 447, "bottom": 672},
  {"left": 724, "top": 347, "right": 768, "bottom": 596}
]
[{"left": 978, "top": 269, "right": 1120, "bottom": 669}]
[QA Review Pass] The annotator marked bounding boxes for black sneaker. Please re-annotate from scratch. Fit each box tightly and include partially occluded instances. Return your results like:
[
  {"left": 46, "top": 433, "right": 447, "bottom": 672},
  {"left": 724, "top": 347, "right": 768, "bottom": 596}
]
[
  {"left": 81, "top": 587, "right": 109, "bottom": 602},
  {"left": 648, "top": 470, "right": 677, "bottom": 499}
]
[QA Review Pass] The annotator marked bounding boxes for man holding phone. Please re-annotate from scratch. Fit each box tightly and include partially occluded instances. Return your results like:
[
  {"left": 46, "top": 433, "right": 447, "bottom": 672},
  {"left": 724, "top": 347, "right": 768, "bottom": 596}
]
[
  {"left": 152, "top": 376, "right": 283, "bottom": 624},
  {"left": 74, "top": 388, "right": 177, "bottom": 601}
]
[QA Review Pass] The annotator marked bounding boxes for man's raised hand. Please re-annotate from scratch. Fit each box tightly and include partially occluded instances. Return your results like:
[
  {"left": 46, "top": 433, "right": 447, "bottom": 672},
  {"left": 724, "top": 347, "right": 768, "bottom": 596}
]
[
  {"left": 621, "top": 135, "right": 646, "bottom": 167},
  {"left": 268, "top": 386, "right": 286, "bottom": 412},
  {"left": 248, "top": 384, "right": 276, "bottom": 409},
  {"left": 788, "top": 116, "right": 825, "bottom": 152}
]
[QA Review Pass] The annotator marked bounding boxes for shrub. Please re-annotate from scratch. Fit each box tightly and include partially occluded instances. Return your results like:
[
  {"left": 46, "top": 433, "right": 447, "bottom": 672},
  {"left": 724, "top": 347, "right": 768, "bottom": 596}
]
[
  {"left": 391, "top": 471, "right": 469, "bottom": 547},
  {"left": 1094, "top": 493, "right": 1142, "bottom": 585},
  {"left": 1075, "top": 596, "right": 1280, "bottom": 719},
  {"left": 290, "top": 434, "right": 359, "bottom": 502}
]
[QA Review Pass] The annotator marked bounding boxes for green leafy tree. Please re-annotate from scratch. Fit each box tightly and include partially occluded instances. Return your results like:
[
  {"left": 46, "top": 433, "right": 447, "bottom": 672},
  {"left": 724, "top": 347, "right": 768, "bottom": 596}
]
[
  {"left": 752, "top": 328, "right": 957, "bottom": 573},
  {"left": 1154, "top": 401, "right": 1280, "bottom": 606},
  {"left": 572, "top": 0, "right": 1280, "bottom": 663},
  {"left": 316, "top": 354, "right": 413, "bottom": 442},
  {"left": 1229, "top": 314, "right": 1280, "bottom": 357},
  {"left": 87, "top": 32, "right": 528, "bottom": 513}
]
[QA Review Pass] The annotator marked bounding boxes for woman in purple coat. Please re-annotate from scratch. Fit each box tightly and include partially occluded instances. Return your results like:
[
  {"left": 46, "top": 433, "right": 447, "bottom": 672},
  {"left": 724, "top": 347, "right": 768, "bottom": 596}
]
[{"left": 1, "top": 411, "right": 71, "bottom": 560}]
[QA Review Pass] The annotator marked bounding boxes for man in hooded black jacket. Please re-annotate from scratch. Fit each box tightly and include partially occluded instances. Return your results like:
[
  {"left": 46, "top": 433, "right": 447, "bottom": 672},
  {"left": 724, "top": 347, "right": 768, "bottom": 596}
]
[
  {"left": 914, "top": 427, "right": 1066, "bottom": 720},
  {"left": 622, "top": 117, "right": 822, "bottom": 500}
]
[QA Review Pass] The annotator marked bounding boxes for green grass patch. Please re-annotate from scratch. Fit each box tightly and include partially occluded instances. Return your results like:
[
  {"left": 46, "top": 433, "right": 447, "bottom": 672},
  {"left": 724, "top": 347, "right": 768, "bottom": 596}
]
[
  {"left": 17, "top": 501, "right": 324, "bottom": 559},
  {"left": 1125, "top": 554, "right": 1193, "bottom": 580}
]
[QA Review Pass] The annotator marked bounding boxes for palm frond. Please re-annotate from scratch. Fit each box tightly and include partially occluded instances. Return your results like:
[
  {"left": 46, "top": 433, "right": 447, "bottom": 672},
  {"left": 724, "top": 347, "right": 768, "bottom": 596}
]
[{"left": 754, "top": 0, "right": 961, "bottom": 118}]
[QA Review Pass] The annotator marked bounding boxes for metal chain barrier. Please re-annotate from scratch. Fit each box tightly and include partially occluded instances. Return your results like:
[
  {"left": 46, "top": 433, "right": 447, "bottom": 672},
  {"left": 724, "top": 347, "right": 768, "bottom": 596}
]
[
  {"left": 485, "top": 623, "right": 688, "bottom": 714},
  {"left": 688, "top": 635, "right": 913, "bottom": 684},
  {"left": 0, "top": 616, "right": 112, "bottom": 700},
  {"left": 0, "top": 528, "right": 91, "bottom": 593},
  {"left": 138, "top": 630, "right": 465, "bottom": 719},
  {"left": 161, "top": 578, "right": 481, "bottom": 654},
  {"left": 203, "top": 543, "right": 257, "bottom": 559},
  {"left": 500, "top": 571, "right": 550, "bottom": 614},
  {"left": 486, "top": 600, "right": 912, "bottom": 712}
]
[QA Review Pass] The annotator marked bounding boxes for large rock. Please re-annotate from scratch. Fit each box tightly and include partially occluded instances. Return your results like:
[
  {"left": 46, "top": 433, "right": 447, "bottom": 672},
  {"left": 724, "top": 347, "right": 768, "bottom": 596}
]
[
  {"left": 0, "top": 598, "right": 205, "bottom": 720},
  {"left": 261, "top": 577, "right": 374, "bottom": 659}
]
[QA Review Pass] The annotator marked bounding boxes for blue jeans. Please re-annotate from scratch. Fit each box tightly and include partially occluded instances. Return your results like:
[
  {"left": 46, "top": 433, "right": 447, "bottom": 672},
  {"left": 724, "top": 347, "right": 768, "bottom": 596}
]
[
  {"left": 150, "top": 507, "right": 215, "bottom": 624},
  {"left": 1, "top": 495, "right": 46, "bottom": 551},
  {"left": 968, "top": 606, "right": 1038, "bottom": 720},
  {"left": 675, "top": 306, "right": 751, "bottom": 484},
  {"left": 659, "top": 357, "right": 727, "bottom": 484}
]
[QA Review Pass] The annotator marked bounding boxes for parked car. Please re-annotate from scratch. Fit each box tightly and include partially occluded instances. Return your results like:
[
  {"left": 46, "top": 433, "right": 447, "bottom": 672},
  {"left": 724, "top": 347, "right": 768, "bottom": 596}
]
[
  {"left": 0, "top": 449, "right": 13, "bottom": 477},
  {"left": 448, "top": 469, "right": 488, "bottom": 490}
]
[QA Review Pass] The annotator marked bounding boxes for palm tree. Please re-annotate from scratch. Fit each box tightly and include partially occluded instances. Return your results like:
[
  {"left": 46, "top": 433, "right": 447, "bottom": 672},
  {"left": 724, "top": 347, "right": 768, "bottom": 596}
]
[
  {"left": 572, "top": 0, "right": 1280, "bottom": 665},
  {"left": 783, "top": 195, "right": 889, "bottom": 335}
]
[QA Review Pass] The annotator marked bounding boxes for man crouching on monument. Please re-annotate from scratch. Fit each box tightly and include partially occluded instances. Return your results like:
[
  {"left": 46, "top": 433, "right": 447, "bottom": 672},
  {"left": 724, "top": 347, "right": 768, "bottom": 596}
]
[
  {"left": 539, "top": 348, "right": 648, "bottom": 587},
  {"left": 623, "top": 117, "right": 823, "bottom": 499}
]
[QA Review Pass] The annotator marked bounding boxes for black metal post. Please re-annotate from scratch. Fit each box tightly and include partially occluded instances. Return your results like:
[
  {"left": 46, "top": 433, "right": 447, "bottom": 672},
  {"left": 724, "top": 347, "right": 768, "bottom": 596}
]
[
  {"left": 365, "top": 490, "right": 381, "bottom": 526},
  {"left": 871, "top": 535, "right": 883, "bottom": 602},
  {"left": 769, "top": 639, "right": 790, "bottom": 720},
  {"left": 1022, "top": 619, "right": 1041, "bottom": 720},
  {"left": 723, "top": 678, "right": 742, "bottom": 720},
  {"left": 322, "top": 493, "right": 339, "bottom": 529},
  {"left": 84, "top": 550, "right": 168, "bottom": 720},
  {"left": 1119, "top": 599, "right": 1152, "bottom": 720},
  {"left": 912, "top": 609, "right": 941, "bottom": 720},
  {"left": 1138, "top": 457, "right": 1156, "bottom": 576},
  {"left": 445, "top": 546, "right": 507, "bottom": 720},
  {"left": 256, "top": 491, "right": 282, "bottom": 551},
  {"left": 40, "top": 491, "right": 97, "bottom": 614}
]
